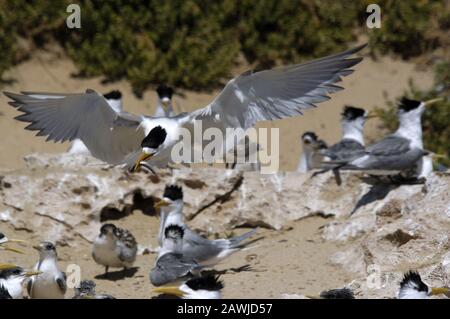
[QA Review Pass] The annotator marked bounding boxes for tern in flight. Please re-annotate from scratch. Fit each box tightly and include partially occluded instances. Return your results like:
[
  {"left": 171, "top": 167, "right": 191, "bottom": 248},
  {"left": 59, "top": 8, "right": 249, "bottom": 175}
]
[{"left": 5, "top": 44, "right": 366, "bottom": 172}]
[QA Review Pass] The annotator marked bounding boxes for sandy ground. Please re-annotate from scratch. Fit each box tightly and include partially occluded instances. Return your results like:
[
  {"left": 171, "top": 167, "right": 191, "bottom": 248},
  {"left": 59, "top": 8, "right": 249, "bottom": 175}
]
[
  {"left": 2, "top": 214, "right": 354, "bottom": 299},
  {"left": 0, "top": 46, "right": 436, "bottom": 299}
]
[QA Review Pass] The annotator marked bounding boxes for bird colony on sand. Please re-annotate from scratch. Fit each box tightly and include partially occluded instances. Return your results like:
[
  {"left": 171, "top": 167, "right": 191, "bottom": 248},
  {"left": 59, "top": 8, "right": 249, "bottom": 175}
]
[{"left": 1, "top": 43, "right": 449, "bottom": 299}]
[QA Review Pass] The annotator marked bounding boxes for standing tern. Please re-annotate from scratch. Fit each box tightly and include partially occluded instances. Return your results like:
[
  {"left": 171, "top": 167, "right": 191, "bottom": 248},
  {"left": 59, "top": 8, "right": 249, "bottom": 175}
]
[
  {"left": 68, "top": 90, "right": 123, "bottom": 155},
  {"left": 156, "top": 184, "right": 257, "bottom": 266},
  {"left": 27, "top": 241, "right": 67, "bottom": 299},
  {"left": 397, "top": 271, "right": 449, "bottom": 299},
  {"left": 0, "top": 263, "right": 41, "bottom": 299},
  {"left": 153, "top": 273, "right": 223, "bottom": 299},
  {"left": 313, "top": 106, "right": 370, "bottom": 184},
  {"left": 154, "top": 84, "right": 176, "bottom": 117},
  {"left": 335, "top": 98, "right": 442, "bottom": 177},
  {"left": 0, "top": 231, "right": 26, "bottom": 254},
  {"left": 150, "top": 224, "right": 202, "bottom": 287},
  {"left": 296, "top": 132, "right": 328, "bottom": 172},
  {"left": 4, "top": 44, "right": 366, "bottom": 171},
  {"left": 92, "top": 223, "right": 138, "bottom": 276}
]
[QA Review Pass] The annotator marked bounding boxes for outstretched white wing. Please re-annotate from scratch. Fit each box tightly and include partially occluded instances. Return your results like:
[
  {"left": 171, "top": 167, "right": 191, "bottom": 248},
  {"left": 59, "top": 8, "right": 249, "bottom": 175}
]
[
  {"left": 5, "top": 90, "right": 145, "bottom": 164},
  {"left": 187, "top": 44, "right": 366, "bottom": 130}
]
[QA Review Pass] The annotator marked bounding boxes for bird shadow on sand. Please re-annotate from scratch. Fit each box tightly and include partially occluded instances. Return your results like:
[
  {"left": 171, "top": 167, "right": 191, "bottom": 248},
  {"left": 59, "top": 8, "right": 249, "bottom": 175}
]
[
  {"left": 350, "top": 175, "right": 426, "bottom": 215},
  {"left": 94, "top": 267, "right": 139, "bottom": 281}
]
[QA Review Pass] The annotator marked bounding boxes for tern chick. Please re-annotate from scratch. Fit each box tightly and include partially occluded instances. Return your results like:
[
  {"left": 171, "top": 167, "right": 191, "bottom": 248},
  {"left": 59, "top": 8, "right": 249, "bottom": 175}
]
[
  {"left": 297, "top": 132, "right": 327, "bottom": 173},
  {"left": 92, "top": 223, "right": 138, "bottom": 276},
  {"left": 73, "top": 280, "right": 115, "bottom": 299},
  {"left": 28, "top": 241, "right": 66, "bottom": 299}
]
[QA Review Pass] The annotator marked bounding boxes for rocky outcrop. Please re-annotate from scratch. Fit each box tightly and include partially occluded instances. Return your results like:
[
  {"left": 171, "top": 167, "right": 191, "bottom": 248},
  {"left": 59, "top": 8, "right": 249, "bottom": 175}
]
[{"left": 1, "top": 152, "right": 449, "bottom": 298}]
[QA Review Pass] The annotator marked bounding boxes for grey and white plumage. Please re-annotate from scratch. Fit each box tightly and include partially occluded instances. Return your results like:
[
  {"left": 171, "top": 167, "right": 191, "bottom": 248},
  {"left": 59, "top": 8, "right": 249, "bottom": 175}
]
[
  {"left": 154, "top": 85, "right": 176, "bottom": 117},
  {"left": 313, "top": 106, "right": 368, "bottom": 183},
  {"left": 322, "top": 106, "right": 367, "bottom": 164},
  {"left": 297, "top": 132, "right": 327, "bottom": 172},
  {"left": 68, "top": 90, "right": 124, "bottom": 155},
  {"left": 156, "top": 184, "right": 257, "bottom": 267},
  {"left": 73, "top": 280, "right": 115, "bottom": 299},
  {"left": 397, "top": 271, "right": 449, "bottom": 299},
  {"left": 92, "top": 223, "right": 137, "bottom": 275},
  {"left": 0, "top": 263, "right": 41, "bottom": 299},
  {"left": 150, "top": 225, "right": 202, "bottom": 287},
  {"left": 336, "top": 98, "right": 441, "bottom": 175},
  {"left": 5, "top": 44, "right": 365, "bottom": 171},
  {"left": 153, "top": 273, "right": 223, "bottom": 299},
  {"left": 28, "top": 241, "right": 67, "bottom": 299}
]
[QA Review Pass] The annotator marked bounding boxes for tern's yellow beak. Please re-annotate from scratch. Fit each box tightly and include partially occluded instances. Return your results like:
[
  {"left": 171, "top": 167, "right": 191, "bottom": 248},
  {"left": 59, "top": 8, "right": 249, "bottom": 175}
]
[
  {"left": 0, "top": 245, "right": 25, "bottom": 254},
  {"left": 153, "top": 286, "right": 184, "bottom": 297},
  {"left": 424, "top": 98, "right": 444, "bottom": 106},
  {"left": 0, "top": 263, "right": 18, "bottom": 270},
  {"left": 154, "top": 199, "right": 170, "bottom": 209},
  {"left": 24, "top": 270, "right": 42, "bottom": 277},
  {"left": 6, "top": 238, "right": 26, "bottom": 243},
  {"left": 431, "top": 287, "right": 450, "bottom": 296},
  {"left": 132, "top": 152, "right": 154, "bottom": 172}
]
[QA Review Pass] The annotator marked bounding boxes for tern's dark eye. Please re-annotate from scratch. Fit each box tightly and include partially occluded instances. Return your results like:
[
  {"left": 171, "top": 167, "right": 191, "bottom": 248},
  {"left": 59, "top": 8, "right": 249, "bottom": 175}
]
[
  {"left": 46, "top": 243, "right": 55, "bottom": 250},
  {"left": 141, "top": 126, "right": 167, "bottom": 148}
]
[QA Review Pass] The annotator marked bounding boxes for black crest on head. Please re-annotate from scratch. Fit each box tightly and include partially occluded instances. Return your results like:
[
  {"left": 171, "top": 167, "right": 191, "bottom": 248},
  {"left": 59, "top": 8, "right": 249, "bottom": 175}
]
[
  {"left": 399, "top": 97, "right": 421, "bottom": 112},
  {"left": 163, "top": 185, "right": 183, "bottom": 201},
  {"left": 0, "top": 232, "right": 4, "bottom": 240},
  {"left": 164, "top": 224, "right": 184, "bottom": 239},
  {"left": 185, "top": 274, "right": 224, "bottom": 291},
  {"left": 342, "top": 106, "right": 365, "bottom": 121},
  {"left": 302, "top": 131, "right": 318, "bottom": 141},
  {"left": 320, "top": 288, "right": 355, "bottom": 299},
  {"left": 103, "top": 90, "right": 122, "bottom": 100},
  {"left": 141, "top": 126, "right": 167, "bottom": 149},
  {"left": 400, "top": 271, "right": 428, "bottom": 292},
  {"left": 156, "top": 85, "right": 174, "bottom": 99},
  {"left": 0, "top": 267, "right": 23, "bottom": 279}
]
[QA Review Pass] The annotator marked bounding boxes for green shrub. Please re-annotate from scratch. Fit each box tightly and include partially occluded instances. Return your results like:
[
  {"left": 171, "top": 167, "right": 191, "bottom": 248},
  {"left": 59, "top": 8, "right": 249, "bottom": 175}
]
[
  {"left": 366, "top": 0, "right": 449, "bottom": 58},
  {"left": 0, "top": 0, "right": 449, "bottom": 93}
]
